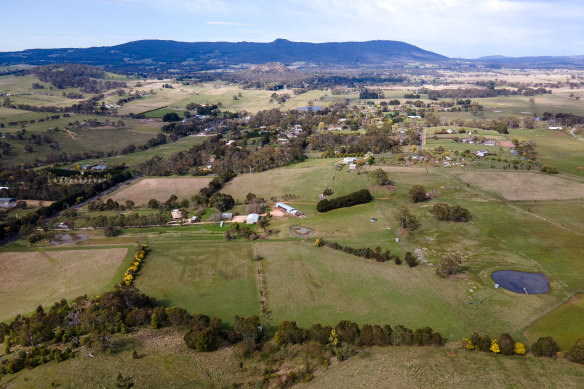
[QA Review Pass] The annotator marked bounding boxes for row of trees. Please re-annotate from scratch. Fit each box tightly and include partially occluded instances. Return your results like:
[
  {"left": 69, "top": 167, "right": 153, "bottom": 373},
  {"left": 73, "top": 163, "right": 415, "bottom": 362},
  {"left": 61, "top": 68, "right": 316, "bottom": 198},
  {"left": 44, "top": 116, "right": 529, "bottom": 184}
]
[{"left": 316, "top": 189, "right": 373, "bottom": 212}]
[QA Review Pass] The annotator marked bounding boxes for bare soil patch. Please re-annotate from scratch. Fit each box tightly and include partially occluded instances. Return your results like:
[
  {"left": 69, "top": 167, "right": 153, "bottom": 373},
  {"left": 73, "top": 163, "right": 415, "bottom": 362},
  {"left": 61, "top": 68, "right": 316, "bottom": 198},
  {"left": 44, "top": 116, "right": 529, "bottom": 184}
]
[
  {"left": 0, "top": 248, "right": 127, "bottom": 321},
  {"left": 290, "top": 226, "right": 314, "bottom": 238},
  {"left": 109, "top": 177, "right": 212, "bottom": 205},
  {"left": 453, "top": 171, "right": 584, "bottom": 200}
]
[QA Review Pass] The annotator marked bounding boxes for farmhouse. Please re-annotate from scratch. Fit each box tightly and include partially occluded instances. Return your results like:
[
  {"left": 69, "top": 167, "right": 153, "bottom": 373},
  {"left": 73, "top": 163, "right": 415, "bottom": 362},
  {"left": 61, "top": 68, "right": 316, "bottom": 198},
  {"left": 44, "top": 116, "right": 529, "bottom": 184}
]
[
  {"left": 221, "top": 213, "right": 233, "bottom": 220},
  {"left": 0, "top": 197, "right": 16, "bottom": 208},
  {"left": 171, "top": 209, "right": 185, "bottom": 220},
  {"left": 246, "top": 213, "right": 260, "bottom": 224},
  {"left": 343, "top": 157, "right": 357, "bottom": 163}
]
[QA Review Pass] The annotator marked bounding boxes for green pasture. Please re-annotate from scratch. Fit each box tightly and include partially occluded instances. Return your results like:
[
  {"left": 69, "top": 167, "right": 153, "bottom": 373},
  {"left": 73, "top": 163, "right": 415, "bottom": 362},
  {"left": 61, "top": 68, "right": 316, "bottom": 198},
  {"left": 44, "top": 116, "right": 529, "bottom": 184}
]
[
  {"left": 510, "top": 128, "right": 584, "bottom": 176},
  {"left": 136, "top": 240, "right": 259, "bottom": 326},
  {"left": 524, "top": 294, "right": 584, "bottom": 350}
]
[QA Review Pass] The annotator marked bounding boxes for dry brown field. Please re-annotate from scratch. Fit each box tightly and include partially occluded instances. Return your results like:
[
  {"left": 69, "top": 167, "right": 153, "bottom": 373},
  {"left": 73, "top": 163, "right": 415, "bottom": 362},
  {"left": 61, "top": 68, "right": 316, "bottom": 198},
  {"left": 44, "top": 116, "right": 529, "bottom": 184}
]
[
  {"left": 109, "top": 177, "right": 212, "bottom": 205},
  {"left": 0, "top": 248, "right": 128, "bottom": 321},
  {"left": 452, "top": 171, "right": 584, "bottom": 200}
]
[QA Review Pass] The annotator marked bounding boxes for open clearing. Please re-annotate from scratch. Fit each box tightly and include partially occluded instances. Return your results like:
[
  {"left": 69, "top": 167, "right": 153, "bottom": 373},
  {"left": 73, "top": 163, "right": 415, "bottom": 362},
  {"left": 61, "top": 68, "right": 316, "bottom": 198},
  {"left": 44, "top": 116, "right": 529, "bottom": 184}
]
[
  {"left": 451, "top": 171, "right": 584, "bottom": 200},
  {"left": 109, "top": 176, "right": 212, "bottom": 205},
  {"left": 136, "top": 240, "right": 259, "bottom": 326},
  {"left": 0, "top": 248, "right": 128, "bottom": 321}
]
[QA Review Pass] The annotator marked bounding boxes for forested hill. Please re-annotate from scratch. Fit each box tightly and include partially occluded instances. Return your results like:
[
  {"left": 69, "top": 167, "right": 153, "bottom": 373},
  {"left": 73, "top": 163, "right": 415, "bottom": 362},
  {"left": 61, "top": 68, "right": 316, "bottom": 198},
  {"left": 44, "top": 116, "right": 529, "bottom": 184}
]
[{"left": 0, "top": 39, "right": 448, "bottom": 71}]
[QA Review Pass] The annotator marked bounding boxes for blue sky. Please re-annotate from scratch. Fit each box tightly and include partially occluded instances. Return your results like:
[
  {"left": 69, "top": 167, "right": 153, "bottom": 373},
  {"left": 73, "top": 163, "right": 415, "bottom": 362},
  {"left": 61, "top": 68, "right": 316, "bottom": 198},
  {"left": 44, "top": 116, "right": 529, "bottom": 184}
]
[{"left": 3, "top": 0, "right": 583, "bottom": 58}]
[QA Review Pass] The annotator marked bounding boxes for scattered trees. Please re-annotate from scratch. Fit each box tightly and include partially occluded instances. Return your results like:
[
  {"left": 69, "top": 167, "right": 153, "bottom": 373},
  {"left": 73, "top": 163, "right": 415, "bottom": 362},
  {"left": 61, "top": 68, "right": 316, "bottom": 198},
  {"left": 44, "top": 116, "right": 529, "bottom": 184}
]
[{"left": 429, "top": 203, "right": 471, "bottom": 222}]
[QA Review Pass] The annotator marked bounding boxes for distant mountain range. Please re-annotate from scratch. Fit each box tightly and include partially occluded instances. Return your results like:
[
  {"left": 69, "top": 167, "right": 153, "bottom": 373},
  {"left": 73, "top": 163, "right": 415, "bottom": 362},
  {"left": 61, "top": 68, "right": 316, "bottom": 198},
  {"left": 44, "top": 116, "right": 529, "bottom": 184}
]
[
  {"left": 0, "top": 39, "right": 582, "bottom": 71},
  {"left": 0, "top": 39, "right": 447, "bottom": 71}
]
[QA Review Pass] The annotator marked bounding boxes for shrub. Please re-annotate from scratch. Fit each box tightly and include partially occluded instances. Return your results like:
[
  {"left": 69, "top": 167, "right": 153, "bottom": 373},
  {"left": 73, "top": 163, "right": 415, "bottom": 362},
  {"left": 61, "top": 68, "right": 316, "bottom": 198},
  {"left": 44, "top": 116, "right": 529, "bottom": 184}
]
[
  {"left": 436, "top": 253, "right": 462, "bottom": 277},
  {"left": 335, "top": 320, "right": 360, "bottom": 345},
  {"left": 316, "top": 189, "right": 372, "bottom": 213},
  {"left": 28, "top": 233, "right": 42, "bottom": 244},
  {"left": 541, "top": 165, "right": 558, "bottom": 174},
  {"left": 405, "top": 252, "right": 417, "bottom": 267},
  {"left": 408, "top": 185, "right": 427, "bottom": 203},
  {"left": 568, "top": 338, "right": 584, "bottom": 364},
  {"left": 514, "top": 342, "right": 526, "bottom": 355},
  {"left": 104, "top": 225, "right": 119, "bottom": 237},
  {"left": 275, "top": 321, "right": 304, "bottom": 345},
  {"left": 498, "top": 333, "right": 515, "bottom": 355},
  {"left": 391, "top": 325, "right": 413, "bottom": 346},
  {"left": 531, "top": 336, "right": 559, "bottom": 357},
  {"left": 308, "top": 324, "right": 332, "bottom": 345}
]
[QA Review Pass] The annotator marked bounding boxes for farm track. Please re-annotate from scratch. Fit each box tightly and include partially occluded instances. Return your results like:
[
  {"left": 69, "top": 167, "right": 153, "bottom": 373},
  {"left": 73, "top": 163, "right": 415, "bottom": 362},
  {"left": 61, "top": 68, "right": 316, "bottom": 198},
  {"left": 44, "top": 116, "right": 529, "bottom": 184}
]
[{"left": 570, "top": 128, "right": 584, "bottom": 141}]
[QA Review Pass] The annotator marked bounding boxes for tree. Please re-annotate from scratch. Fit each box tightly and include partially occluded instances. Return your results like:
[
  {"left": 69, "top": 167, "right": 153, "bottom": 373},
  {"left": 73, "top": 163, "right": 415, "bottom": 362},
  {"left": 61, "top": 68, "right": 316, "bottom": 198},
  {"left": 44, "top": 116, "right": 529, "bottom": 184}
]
[
  {"left": 424, "top": 112, "right": 440, "bottom": 127},
  {"left": 209, "top": 192, "right": 234, "bottom": 212},
  {"left": 429, "top": 203, "right": 450, "bottom": 221},
  {"left": 408, "top": 185, "right": 427, "bottom": 203},
  {"left": 162, "top": 112, "right": 181, "bottom": 122},
  {"left": 449, "top": 205, "right": 471, "bottom": 222},
  {"left": 436, "top": 252, "right": 462, "bottom": 277},
  {"left": 495, "top": 121, "right": 508, "bottom": 134},
  {"left": 370, "top": 168, "right": 390, "bottom": 186},
  {"left": 147, "top": 199, "right": 160, "bottom": 209},
  {"left": 394, "top": 206, "right": 419, "bottom": 230},
  {"left": 124, "top": 200, "right": 135, "bottom": 210}
]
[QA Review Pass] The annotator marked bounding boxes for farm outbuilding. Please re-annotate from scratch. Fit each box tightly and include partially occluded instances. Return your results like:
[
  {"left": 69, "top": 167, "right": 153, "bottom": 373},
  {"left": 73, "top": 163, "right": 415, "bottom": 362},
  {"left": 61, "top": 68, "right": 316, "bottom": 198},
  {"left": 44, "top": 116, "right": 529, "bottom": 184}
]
[
  {"left": 275, "top": 202, "right": 303, "bottom": 216},
  {"left": 246, "top": 213, "right": 260, "bottom": 224}
]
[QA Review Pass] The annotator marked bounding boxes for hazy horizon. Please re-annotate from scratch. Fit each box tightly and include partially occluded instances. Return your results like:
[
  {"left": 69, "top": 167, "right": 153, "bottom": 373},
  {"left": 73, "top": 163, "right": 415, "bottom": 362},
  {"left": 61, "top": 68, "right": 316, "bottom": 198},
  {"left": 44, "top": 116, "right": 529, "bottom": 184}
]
[{"left": 4, "top": 0, "right": 583, "bottom": 58}]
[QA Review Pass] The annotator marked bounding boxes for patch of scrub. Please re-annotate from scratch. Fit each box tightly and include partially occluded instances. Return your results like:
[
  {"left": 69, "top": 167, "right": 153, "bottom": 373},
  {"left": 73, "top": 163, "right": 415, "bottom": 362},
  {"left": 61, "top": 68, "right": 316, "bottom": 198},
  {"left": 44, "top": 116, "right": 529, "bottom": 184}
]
[{"left": 492, "top": 270, "right": 549, "bottom": 294}]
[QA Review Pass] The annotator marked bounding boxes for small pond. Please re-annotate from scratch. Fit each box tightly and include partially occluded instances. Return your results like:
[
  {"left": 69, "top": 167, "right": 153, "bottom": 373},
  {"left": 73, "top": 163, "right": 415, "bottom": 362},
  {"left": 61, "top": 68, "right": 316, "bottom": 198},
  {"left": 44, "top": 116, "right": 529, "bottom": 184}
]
[
  {"left": 50, "top": 233, "right": 88, "bottom": 245},
  {"left": 297, "top": 106, "right": 323, "bottom": 111},
  {"left": 491, "top": 270, "right": 549, "bottom": 294}
]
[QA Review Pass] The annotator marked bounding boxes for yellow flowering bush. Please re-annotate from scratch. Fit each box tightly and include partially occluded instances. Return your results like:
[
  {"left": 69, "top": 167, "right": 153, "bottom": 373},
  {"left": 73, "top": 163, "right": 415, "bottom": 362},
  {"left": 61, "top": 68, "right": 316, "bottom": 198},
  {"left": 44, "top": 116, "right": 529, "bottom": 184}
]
[
  {"left": 122, "top": 244, "right": 149, "bottom": 286},
  {"left": 490, "top": 339, "right": 500, "bottom": 353},
  {"left": 514, "top": 342, "right": 526, "bottom": 355},
  {"left": 328, "top": 328, "right": 339, "bottom": 348},
  {"left": 462, "top": 338, "right": 477, "bottom": 350}
]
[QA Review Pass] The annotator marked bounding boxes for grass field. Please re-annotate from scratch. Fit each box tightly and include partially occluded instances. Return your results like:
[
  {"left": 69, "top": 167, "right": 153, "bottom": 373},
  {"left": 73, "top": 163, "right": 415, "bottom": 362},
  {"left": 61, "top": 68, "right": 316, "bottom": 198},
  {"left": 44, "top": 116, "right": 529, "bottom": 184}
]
[
  {"left": 65, "top": 135, "right": 207, "bottom": 168},
  {"left": 0, "top": 116, "right": 165, "bottom": 167},
  {"left": 109, "top": 176, "right": 212, "bottom": 205},
  {"left": 0, "top": 247, "right": 129, "bottom": 321},
  {"left": 449, "top": 170, "right": 584, "bottom": 200},
  {"left": 136, "top": 240, "right": 259, "bottom": 326},
  {"left": 524, "top": 294, "right": 584, "bottom": 350},
  {"left": 510, "top": 128, "right": 584, "bottom": 177}
]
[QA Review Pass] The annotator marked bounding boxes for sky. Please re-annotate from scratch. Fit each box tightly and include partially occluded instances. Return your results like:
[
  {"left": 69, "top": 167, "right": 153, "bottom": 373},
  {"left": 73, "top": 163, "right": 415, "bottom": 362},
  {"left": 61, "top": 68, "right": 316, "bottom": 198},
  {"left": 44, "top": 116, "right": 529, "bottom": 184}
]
[{"left": 3, "top": 0, "right": 584, "bottom": 58}]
